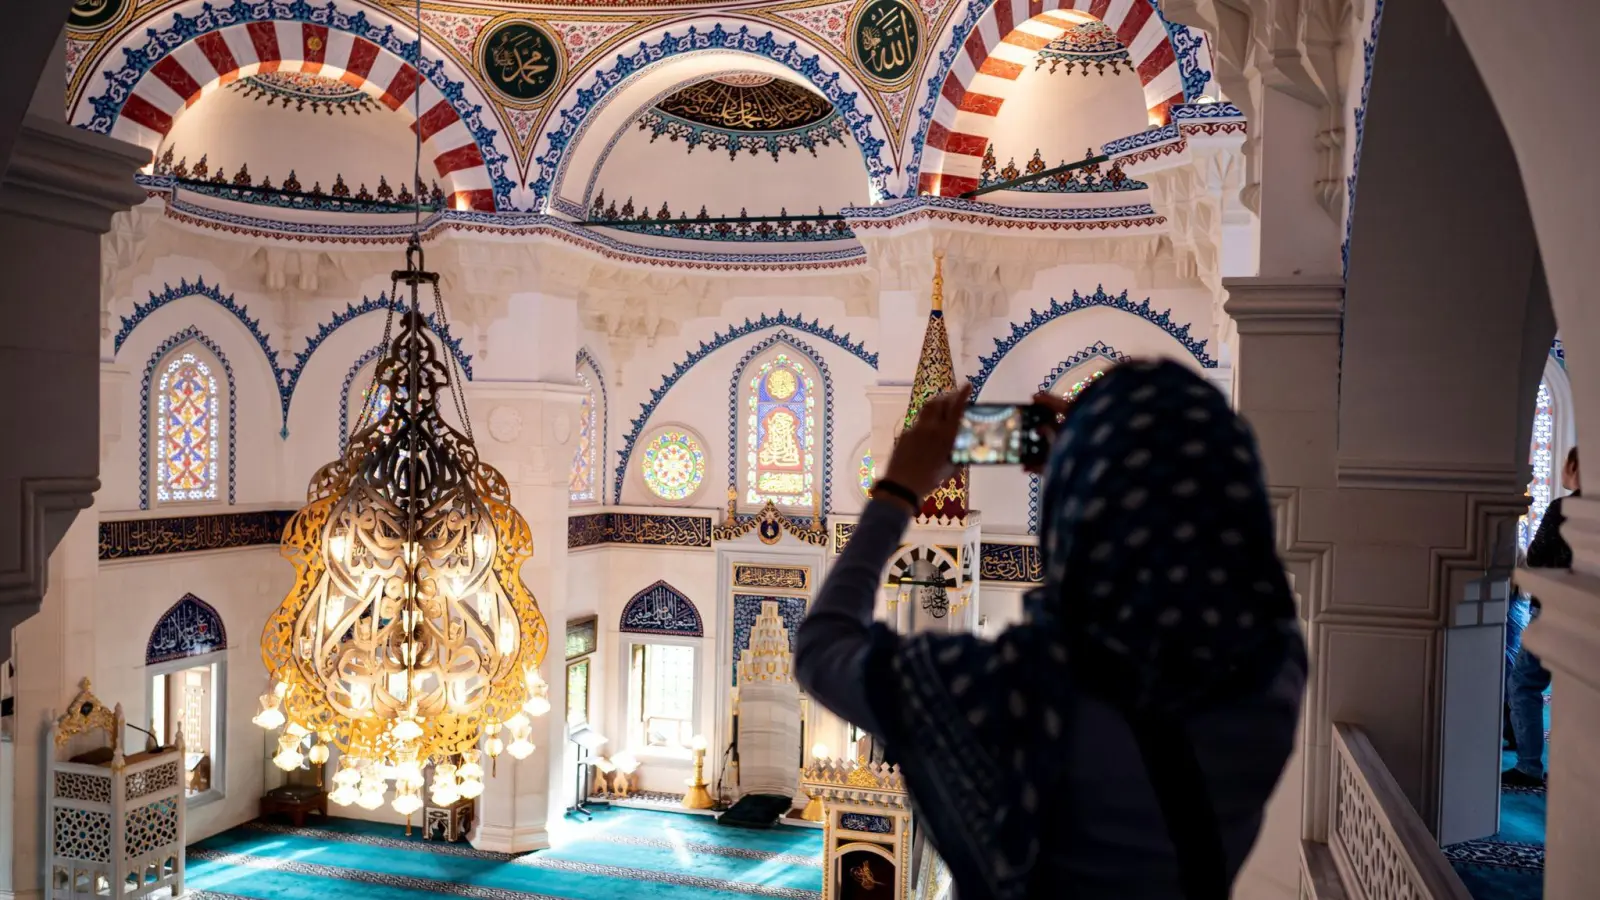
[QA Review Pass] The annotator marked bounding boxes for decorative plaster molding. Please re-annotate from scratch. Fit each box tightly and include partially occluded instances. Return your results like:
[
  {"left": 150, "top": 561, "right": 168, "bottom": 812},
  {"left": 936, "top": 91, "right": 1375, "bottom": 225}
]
[
  {"left": 1335, "top": 461, "right": 1523, "bottom": 495},
  {"left": 0, "top": 476, "right": 100, "bottom": 613},
  {"left": 0, "top": 115, "right": 146, "bottom": 232},
  {"left": 1222, "top": 277, "right": 1345, "bottom": 335}
]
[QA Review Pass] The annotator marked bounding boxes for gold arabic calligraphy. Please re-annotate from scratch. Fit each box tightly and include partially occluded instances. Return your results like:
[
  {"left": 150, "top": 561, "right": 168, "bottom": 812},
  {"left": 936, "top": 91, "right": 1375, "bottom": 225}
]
[
  {"left": 489, "top": 27, "right": 553, "bottom": 96},
  {"left": 849, "top": 859, "right": 881, "bottom": 890},
  {"left": 857, "top": 0, "right": 918, "bottom": 81},
  {"left": 658, "top": 78, "right": 833, "bottom": 132}
]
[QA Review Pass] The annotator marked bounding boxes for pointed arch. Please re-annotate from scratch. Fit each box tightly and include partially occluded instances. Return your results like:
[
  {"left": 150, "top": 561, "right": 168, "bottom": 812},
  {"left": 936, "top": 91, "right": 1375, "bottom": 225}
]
[
  {"left": 619, "top": 581, "right": 704, "bottom": 637},
  {"left": 339, "top": 345, "right": 388, "bottom": 451},
  {"left": 142, "top": 327, "right": 236, "bottom": 509},
  {"left": 146, "top": 593, "right": 229, "bottom": 666},
  {"left": 1023, "top": 341, "right": 1129, "bottom": 532},
  {"left": 728, "top": 332, "right": 835, "bottom": 516},
  {"left": 572, "top": 349, "right": 609, "bottom": 505}
]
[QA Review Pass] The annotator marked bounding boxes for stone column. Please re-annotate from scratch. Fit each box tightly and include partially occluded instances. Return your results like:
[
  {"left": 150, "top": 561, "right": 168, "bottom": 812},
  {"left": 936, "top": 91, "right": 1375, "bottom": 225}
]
[
  {"left": 0, "top": 31, "right": 145, "bottom": 655},
  {"left": 464, "top": 266, "right": 587, "bottom": 852},
  {"left": 1222, "top": 277, "right": 1340, "bottom": 900}
]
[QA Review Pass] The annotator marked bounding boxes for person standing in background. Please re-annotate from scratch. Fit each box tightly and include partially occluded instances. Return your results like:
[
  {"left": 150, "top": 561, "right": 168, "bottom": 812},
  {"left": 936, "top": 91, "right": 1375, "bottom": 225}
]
[{"left": 1504, "top": 446, "right": 1579, "bottom": 788}]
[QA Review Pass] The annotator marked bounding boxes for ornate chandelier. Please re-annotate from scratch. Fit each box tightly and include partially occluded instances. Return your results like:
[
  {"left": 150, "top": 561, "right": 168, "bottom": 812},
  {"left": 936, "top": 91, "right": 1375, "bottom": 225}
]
[{"left": 253, "top": 239, "right": 549, "bottom": 816}]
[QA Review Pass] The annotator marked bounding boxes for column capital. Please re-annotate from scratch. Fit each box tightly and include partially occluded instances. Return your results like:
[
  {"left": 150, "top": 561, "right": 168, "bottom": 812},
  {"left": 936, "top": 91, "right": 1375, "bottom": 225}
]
[{"left": 1222, "top": 276, "right": 1344, "bottom": 334}]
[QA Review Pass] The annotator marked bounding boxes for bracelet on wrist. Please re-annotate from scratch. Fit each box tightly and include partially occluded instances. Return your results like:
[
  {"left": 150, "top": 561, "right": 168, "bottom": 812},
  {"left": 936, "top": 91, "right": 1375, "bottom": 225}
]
[{"left": 872, "top": 479, "right": 921, "bottom": 510}]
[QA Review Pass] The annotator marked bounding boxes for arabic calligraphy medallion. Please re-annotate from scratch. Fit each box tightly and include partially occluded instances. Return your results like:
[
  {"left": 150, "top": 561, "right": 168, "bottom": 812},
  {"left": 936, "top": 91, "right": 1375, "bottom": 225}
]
[
  {"left": 850, "top": 0, "right": 922, "bottom": 88},
  {"left": 481, "top": 20, "right": 563, "bottom": 105},
  {"left": 69, "top": 0, "right": 126, "bottom": 32}
]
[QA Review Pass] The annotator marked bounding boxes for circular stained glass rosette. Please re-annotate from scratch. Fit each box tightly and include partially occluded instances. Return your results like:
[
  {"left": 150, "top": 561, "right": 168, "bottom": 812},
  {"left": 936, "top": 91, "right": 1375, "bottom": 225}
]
[{"left": 642, "top": 430, "right": 706, "bottom": 501}]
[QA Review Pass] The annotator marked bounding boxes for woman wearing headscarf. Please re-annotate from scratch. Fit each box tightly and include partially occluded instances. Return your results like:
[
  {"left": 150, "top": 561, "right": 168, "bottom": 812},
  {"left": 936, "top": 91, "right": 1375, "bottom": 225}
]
[{"left": 796, "top": 359, "right": 1306, "bottom": 900}]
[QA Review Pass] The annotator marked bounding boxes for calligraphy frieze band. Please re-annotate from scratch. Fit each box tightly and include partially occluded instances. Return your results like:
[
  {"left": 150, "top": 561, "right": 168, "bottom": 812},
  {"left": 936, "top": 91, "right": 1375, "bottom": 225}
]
[
  {"left": 568, "top": 512, "right": 714, "bottom": 550},
  {"left": 978, "top": 542, "right": 1044, "bottom": 584},
  {"left": 833, "top": 522, "right": 856, "bottom": 553},
  {"left": 99, "top": 510, "right": 293, "bottom": 560},
  {"left": 733, "top": 564, "right": 811, "bottom": 592}
]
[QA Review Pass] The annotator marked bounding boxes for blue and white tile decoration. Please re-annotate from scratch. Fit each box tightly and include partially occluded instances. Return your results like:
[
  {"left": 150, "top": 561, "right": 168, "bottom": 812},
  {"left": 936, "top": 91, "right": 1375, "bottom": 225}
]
[
  {"left": 140, "top": 327, "right": 238, "bottom": 510},
  {"left": 1551, "top": 337, "right": 1565, "bottom": 368},
  {"left": 903, "top": 0, "right": 1210, "bottom": 197},
  {"left": 731, "top": 594, "right": 806, "bottom": 685},
  {"left": 1100, "top": 123, "right": 1182, "bottom": 158},
  {"left": 1018, "top": 341, "right": 1131, "bottom": 533},
  {"left": 338, "top": 345, "right": 386, "bottom": 451},
  {"left": 966, "top": 286, "right": 1216, "bottom": 399},
  {"left": 1170, "top": 102, "right": 1245, "bottom": 121},
  {"left": 535, "top": 24, "right": 893, "bottom": 208},
  {"left": 81, "top": 0, "right": 516, "bottom": 210},
  {"left": 115, "top": 277, "right": 472, "bottom": 437},
  {"left": 146, "top": 593, "right": 228, "bottom": 665},
  {"left": 577, "top": 348, "right": 611, "bottom": 502},
  {"left": 613, "top": 312, "right": 877, "bottom": 504},
  {"left": 725, "top": 332, "right": 836, "bottom": 521},
  {"left": 619, "top": 581, "right": 704, "bottom": 637}
]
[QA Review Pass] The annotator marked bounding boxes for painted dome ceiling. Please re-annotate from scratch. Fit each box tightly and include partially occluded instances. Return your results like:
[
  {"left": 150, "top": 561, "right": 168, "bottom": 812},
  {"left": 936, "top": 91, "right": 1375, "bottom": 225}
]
[
  {"left": 151, "top": 72, "right": 450, "bottom": 213},
  {"left": 586, "top": 73, "right": 869, "bottom": 229}
]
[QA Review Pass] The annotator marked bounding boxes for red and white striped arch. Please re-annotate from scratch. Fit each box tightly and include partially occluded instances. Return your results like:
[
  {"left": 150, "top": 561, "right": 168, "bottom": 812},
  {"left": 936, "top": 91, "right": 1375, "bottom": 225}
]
[
  {"left": 89, "top": 22, "right": 496, "bottom": 211},
  {"left": 918, "top": 0, "right": 1185, "bottom": 197}
]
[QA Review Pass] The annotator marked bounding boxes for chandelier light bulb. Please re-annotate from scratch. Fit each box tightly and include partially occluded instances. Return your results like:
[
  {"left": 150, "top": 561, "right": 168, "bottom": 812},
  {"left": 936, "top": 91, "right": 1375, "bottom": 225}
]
[
  {"left": 252, "top": 702, "right": 285, "bottom": 731},
  {"left": 357, "top": 790, "right": 385, "bottom": 811},
  {"left": 458, "top": 751, "right": 483, "bottom": 780},
  {"left": 812, "top": 742, "right": 831, "bottom": 761},
  {"left": 458, "top": 777, "right": 485, "bottom": 800},
  {"left": 507, "top": 737, "right": 535, "bottom": 760},
  {"left": 392, "top": 717, "right": 424, "bottom": 743},
  {"left": 486, "top": 736, "right": 505, "bottom": 757},
  {"left": 272, "top": 743, "right": 305, "bottom": 771},
  {"left": 393, "top": 790, "right": 423, "bottom": 817},
  {"left": 308, "top": 742, "right": 330, "bottom": 766},
  {"left": 523, "top": 694, "right": 551, "bottom": 717},
  {"left": 506, "top": 712, "right": 531, "bottom": 733},
  {"left": 329, "top": 785, "right": 360, "bottom": 806}
]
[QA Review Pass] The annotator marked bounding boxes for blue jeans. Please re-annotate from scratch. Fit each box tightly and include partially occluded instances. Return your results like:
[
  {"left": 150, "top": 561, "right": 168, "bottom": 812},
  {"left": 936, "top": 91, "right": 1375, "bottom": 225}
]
[
  {"left": 1508, "top": 603, "right": 1551, "bottom": 777},
  {"left": 1505, "top": 595, "right": 1531, "bottom": 672}
]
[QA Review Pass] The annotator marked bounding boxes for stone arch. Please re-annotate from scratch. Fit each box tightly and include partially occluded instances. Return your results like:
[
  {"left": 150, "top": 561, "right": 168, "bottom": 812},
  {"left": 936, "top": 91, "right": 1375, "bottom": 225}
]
[
  {"left": 146, "top": 593, "right": 229, "bottom": 666},
  {"left": 574, "top": 348, "right": 610, "bottom": 504},
  {"left": 73, "top": 8, "right": 508, "bottom": 210},
  {"left": 532, "top": 21, "right": 897, "bottom": 212},
  {"left": 907, "top": 0, "right": 1209, "bottom": 197},
  {"left": 619, "top": 581, "right": 704, "bottom": 637}
]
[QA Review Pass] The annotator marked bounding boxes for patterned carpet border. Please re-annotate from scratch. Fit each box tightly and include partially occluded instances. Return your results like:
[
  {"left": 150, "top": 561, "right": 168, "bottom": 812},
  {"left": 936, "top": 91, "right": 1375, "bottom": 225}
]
[
  {"left": 1442, "top": 838, "right": 1545, "bottom": 871},
  {"left": 242, "top": 819, "right": 822, "bottom": 869}
]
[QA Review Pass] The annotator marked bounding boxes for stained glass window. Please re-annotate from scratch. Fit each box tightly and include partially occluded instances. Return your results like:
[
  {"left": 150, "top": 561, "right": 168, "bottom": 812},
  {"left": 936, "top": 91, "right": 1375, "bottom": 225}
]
[
  {"left": 745, "top": 354, "right": 816, "bottom": 507},
  {"left": 357, "top": 383, "right": 392, "bottom": 431},
  {"left": 859, "top": 450, "right": 876, "bottom": 499},
  {"left": 156, "top": 350, "right": 220, "bottom": 503},
  {"left": 571, "top": 372, "right": 597, "bottom": 502},
  {"left": 1519, "top": 380, "right": 1554, "bottom": 551},
  {"left": 642, "top": 429, "right": 706, "bottom": 501},
  {"left": 1056, "top": 368, "right": 1106, "bottom": 400}
]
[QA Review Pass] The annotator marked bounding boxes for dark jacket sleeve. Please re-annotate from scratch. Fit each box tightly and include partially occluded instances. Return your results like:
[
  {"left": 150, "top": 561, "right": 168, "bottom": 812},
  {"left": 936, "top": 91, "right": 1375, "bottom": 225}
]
[
  {"left": 795, "top": 497, "right": 912, "bottom": 736},
  {"left": 1526, "top": 497, "right": 1573, "bottom": 570}
]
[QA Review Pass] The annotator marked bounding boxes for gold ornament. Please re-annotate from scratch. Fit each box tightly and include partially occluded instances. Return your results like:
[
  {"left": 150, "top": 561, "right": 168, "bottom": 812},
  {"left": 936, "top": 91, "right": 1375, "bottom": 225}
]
[{"left": 257, "top": 239, "right": 548, "bottom": 816}]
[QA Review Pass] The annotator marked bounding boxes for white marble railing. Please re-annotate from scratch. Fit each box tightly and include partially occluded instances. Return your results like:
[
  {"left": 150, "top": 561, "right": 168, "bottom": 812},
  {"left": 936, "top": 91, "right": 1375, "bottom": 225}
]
[{"left": 1326, "top": 723, "right": 1474, "bottom": 900}]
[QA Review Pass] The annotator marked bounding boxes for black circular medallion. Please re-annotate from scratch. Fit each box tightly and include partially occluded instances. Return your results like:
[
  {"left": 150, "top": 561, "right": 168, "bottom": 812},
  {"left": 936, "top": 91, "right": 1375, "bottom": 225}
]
[
  {"left": 851, "top": 0, "right": 921, "bottom": 87},
  {"left": 481, "top": 20, "right": 562, "bottom": 104},
  {"left": 69, "top": 0, "right": 125, "bottom": 32}
]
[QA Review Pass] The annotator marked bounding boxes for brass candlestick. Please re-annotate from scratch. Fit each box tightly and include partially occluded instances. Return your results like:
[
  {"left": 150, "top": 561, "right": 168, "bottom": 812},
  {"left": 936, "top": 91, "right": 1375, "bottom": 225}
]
[{"left": 682, "top": 738, "right": 716, "bottom": 810}]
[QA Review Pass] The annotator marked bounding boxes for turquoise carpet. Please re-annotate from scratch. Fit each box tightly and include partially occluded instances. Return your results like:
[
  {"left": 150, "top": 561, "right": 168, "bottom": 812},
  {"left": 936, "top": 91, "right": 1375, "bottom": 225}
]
[
  {"left": 1444, "top": 693, "right": 1549, "bottom": 900},
  {"left": 186, "top": 807, "right": 823, "bottom": 900}
]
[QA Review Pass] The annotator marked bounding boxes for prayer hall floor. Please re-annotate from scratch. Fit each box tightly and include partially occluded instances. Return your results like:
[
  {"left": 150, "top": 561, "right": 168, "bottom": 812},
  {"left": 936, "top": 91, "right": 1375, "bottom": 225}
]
[{"left": 185, "top": 806, "right": 823, "bottom": 900}]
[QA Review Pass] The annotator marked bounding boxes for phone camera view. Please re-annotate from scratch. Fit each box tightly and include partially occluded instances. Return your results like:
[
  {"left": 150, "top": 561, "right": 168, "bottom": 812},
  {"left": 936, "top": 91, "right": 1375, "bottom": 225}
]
[{"left": 953, "top": 405, "right": 1029, "bottom": 465}]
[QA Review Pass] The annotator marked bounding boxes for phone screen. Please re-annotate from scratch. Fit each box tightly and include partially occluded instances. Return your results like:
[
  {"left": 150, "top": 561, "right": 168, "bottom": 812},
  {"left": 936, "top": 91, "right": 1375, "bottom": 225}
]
[{"left": 952, "top": 404, "right": 1050, "bottom": 466}]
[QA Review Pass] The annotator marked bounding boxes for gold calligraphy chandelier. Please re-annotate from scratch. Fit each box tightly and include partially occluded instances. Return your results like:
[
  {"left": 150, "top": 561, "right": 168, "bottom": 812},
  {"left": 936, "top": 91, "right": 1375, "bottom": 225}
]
[{"left": 251, "top": 0, "right": 548, "bottom": 818}]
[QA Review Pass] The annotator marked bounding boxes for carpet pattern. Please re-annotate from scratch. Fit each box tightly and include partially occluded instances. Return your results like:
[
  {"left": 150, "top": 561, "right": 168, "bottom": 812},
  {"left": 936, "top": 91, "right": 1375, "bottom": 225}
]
[
  {"left": 187, "top": 807, "right": 823, "bottom": 900},
  {"left": 1444, "top": 694, "right": 1549, "bottom": 900}
]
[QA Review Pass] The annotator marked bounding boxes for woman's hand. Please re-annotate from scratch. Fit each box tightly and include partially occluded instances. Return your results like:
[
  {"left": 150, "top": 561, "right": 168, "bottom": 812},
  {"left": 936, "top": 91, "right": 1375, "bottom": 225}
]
[
  {"left": 881, "top": 384, "right": 972, "bottom": 501},
  {"left": 1024, "top": 390, "right": 1074, "bottom": 476}
]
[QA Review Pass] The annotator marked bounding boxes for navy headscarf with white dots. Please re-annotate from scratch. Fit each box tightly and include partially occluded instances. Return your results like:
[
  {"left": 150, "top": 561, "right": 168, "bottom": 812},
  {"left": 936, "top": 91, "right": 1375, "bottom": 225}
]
[{"left": 863, "top": 359, "right": 1303, "bottom": 900}]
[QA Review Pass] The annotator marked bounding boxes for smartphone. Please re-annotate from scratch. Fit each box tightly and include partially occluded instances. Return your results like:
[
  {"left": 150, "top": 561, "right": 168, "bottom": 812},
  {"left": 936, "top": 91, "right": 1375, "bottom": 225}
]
[{"left": 952, "top": 403, "right": 1052, "bottom": 466}]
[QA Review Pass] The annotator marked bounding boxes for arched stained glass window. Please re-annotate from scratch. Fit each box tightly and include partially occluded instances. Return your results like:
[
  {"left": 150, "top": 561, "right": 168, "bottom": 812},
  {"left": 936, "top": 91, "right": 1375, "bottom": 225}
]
[
  {"left": 1054, "top": 368, "right": 1106, "bottom": 400},
  {"left": 571, "top": 371, "right": 598, "bottom": 502},
  {"left": 642, "top": 429, "right": 706, "bottom": 501},
  {"left": 1519, "top": 380, "right": 1554, "bottom": 551},
  {"left": 157, "top": 351, "right": 219, "bottom": 503},
  {"left": 859, "top": 450, "right": 876, "bottom": 499},
  {"left": 745, "top": 354, "right": 816, "bottom": 507}
]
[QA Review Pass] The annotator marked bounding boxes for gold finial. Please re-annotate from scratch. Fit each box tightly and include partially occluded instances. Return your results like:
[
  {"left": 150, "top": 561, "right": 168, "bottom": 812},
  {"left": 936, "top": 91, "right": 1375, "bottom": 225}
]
[{"left": 931, "top": 250, "right": 944, "bottom": 312}]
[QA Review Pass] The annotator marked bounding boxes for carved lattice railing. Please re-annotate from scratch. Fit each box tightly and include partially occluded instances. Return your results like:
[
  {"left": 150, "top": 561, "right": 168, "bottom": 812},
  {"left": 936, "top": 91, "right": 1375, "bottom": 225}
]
[{"left": 1327, "top": 723, "right": 1473, "bottom": 900}]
